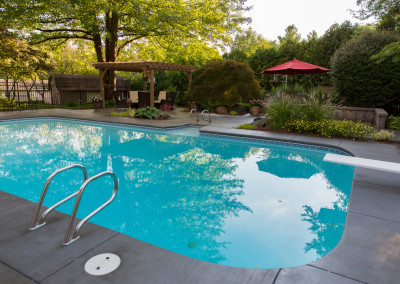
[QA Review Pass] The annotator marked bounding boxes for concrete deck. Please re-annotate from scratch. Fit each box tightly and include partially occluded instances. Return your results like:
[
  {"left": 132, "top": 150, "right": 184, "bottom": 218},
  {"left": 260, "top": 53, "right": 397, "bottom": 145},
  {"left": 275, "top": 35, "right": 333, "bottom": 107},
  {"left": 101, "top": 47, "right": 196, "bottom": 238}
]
[{"left": 0, "top": 108, "right": 399, "bottom": 283}]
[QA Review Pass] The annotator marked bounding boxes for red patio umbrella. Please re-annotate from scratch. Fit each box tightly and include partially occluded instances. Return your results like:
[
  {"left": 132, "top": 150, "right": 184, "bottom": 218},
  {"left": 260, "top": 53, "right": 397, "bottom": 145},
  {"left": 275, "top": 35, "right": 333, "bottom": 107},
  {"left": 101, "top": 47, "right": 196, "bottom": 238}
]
[{"left": 261, "top": 59, "right": 330, "bottom": 75}]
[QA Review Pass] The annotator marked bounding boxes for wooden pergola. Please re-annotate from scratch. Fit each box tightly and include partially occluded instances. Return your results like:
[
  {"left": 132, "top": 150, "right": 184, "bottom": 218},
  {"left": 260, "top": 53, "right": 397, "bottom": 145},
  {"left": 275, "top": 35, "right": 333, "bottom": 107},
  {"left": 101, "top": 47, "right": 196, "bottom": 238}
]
[{"left": 93, "top": 61, "right": 197, "bottom": 108}]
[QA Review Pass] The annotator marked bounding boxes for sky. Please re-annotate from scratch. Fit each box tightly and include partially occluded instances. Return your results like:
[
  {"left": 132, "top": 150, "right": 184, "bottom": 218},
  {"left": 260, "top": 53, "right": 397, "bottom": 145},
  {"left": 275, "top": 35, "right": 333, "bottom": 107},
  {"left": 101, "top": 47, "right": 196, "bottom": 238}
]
[{"left": 244, "top": 0, "right": 375, "bottom": 41}]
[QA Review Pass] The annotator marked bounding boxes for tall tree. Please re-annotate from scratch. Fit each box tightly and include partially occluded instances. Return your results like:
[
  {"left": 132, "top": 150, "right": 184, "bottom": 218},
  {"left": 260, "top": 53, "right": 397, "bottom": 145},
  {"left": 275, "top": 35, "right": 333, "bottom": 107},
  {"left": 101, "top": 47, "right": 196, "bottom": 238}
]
[
  {"left": 223, "top": 28, "right": 275, "bottom": 62},
  {"left": 278, "top": 25, "right": 302, "bottom": 61},
  {"left": 354, "top": 0, "right": 400, "bottom": 64},
  {"left": 1, "top": 0, "right": 250, "bottom": 99},
  {"left": 354, "top": 0, "right": 400, "bottom": 31}
]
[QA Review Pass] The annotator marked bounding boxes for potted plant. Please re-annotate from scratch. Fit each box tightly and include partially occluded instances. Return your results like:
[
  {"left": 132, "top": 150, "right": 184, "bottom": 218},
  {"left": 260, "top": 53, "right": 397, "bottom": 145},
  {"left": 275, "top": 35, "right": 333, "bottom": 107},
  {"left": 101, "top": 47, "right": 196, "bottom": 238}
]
[
  {"left": 249, "top": 99, "right": 264, "bottom": 116},
  {"left": 92, "top": 97, "right": 103, "bottom": 110}
]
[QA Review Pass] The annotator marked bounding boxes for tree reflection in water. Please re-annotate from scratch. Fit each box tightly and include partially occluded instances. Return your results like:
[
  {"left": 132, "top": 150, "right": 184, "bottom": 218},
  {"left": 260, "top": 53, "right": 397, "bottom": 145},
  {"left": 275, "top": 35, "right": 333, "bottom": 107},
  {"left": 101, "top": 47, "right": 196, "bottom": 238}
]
[{"left": 0, "top": 119, "right": 354, "bottom": 267}]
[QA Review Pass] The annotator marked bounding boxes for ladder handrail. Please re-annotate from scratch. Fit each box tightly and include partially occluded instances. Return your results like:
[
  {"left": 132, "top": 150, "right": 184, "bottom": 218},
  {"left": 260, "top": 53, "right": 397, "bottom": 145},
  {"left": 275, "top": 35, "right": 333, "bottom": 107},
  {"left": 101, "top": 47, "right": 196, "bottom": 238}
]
[
  {"left": 62, "top": 171, "right": 118, "bottom": 246},
  {"left": 202, "top": 109, "right": 211, "bottom": 123},
  {"left": 29, "top": 164, "right": 88, "bottom": 230},
  {"left": 190, "top": 108, "right": 199, "bottom": 122}
]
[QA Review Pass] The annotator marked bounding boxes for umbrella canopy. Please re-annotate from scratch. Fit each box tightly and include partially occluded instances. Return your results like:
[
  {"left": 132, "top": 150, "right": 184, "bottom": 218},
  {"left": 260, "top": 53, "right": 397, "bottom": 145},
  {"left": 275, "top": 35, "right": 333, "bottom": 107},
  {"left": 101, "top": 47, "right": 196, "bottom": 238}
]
[{"left": 261, "top": 59, "right": 330, "bottom": 75}]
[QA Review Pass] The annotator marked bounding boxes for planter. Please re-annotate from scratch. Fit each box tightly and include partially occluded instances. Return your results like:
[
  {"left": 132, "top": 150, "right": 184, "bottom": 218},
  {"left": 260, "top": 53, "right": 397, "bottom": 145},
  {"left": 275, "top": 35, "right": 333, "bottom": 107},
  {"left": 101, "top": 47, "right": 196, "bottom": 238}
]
[
  {"left": 250, "top": 106, "right": 261, "bottom": 116},
  {"left": 92, "top": 100, "right": 103, "bottom": 110},
  {"left": 215, "top": 106, "right": 228, "bottom": 114}
]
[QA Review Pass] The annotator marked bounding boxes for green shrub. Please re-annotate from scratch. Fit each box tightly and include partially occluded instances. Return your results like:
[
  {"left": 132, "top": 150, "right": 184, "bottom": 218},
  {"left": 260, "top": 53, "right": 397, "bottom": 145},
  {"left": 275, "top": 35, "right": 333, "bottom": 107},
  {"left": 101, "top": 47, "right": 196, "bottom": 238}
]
[
  {"left": 386, "top": 115, "right": 400, "bottom": 129},
  {"left": 285, "top": 119, "right": 376, "bottom": 140},
  {"left": 331, "top": 30, "right": 400, "bottom": 114},
  {"left": 110, "top": 112, "right": 128, "bottom": 117},
  {"left": 67, "top": 100, "right": 79, "bottom": 107},
  {"left": 134, "top": 107, "right": 162, "bottom": 119},
  {"left": 374, "top": 129, "right": 395, "bottom": 141},
  {"left": 237, "top": 102, "right": 250, "bottom": 109},
  {"left": 105, "top": 99, "right": 116, "bottom": 108},
  {"left": 0, "top": 98, "right": 28, "bottom": 110},
  {"left": 188, "top": 60, "right": 261, "bottom": 108},
  {"left": 229, "top": 111, "right": 237, "bottom": 115},
  {"left": 237, "top": 123, "right": 257, "bottom": 130}
]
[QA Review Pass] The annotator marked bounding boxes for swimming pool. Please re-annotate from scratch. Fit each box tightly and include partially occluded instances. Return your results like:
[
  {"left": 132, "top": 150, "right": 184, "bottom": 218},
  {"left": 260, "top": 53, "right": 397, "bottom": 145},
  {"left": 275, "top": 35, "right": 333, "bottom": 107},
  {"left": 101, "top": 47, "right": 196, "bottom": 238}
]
[{"left": 0, "top": 118, "right": 354, "bottom": 269}]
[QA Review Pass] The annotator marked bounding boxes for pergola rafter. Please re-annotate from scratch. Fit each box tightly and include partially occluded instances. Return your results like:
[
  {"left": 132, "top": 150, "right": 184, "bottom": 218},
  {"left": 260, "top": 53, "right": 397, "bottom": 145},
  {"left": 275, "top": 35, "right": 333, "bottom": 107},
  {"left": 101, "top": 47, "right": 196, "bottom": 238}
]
[{"left": 93, "top": 61, "right": 197, "bottom": 108}]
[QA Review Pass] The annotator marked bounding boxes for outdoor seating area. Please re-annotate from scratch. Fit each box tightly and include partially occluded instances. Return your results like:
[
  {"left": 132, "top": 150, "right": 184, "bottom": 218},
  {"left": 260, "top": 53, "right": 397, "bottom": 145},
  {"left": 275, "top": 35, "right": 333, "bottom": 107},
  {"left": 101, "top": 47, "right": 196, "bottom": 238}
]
[{"left": 112, "top": 89, "right": 179, "bottom": 111}]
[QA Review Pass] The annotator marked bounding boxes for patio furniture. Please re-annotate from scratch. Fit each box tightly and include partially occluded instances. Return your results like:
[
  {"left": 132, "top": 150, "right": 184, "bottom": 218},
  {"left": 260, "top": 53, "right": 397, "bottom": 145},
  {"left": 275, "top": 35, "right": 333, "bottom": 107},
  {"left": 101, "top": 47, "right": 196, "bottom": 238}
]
[
  {"left": 129, "top": 91, "right": 139, "bottom": 108},
  {"left": 112, "top": 91, "right": 128, "bottom": 108},
  {"left": 154, "top": 91, "right": 167, "bottom": 108},
  {"left": 160, "top": 92, "right": 179, "bottom": 111},
  {"left": 138, "top": 91, "right": 150, "bottom": 108}
]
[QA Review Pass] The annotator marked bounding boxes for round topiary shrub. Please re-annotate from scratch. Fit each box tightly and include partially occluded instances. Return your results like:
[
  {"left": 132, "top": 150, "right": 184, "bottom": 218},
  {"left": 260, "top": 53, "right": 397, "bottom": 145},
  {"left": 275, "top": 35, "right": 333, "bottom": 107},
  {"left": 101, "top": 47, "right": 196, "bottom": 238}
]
[
  {"left": 331, "top": 30, "right": 400, "bottom": 114},
  {"left": 188, "top": 60, "right": 261, "bottom": 109}
]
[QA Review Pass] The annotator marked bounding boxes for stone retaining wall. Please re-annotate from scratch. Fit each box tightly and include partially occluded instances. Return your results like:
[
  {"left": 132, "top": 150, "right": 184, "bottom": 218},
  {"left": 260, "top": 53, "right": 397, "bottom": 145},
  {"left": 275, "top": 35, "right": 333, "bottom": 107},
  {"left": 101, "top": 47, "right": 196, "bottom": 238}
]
[{"left": 335, "top": 106, "right": 388, "bottom": 128}]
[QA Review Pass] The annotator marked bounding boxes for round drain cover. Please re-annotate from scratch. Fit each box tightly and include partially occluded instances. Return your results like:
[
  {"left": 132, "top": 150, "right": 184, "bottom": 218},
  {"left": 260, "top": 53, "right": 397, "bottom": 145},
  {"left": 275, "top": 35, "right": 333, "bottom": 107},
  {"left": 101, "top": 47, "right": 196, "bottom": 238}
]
[{"left": 85, "top": 253, "right": 121, "bottom": 276}]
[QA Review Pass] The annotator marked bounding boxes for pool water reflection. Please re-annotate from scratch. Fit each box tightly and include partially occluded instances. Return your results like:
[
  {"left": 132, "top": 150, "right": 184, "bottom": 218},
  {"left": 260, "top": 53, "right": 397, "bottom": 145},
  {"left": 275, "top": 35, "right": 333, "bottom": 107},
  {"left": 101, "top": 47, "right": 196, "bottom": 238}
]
[{"left": 0, "top": 119, "right": 354, "bottom": 269}]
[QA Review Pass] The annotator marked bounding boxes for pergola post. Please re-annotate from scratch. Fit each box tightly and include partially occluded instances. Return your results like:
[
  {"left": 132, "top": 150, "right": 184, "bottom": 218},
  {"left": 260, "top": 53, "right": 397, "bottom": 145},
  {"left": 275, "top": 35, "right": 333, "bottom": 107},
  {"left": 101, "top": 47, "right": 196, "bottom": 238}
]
[
  {"left": 149, "top": 69, "right": 154, "bottom": 107},
  {"left": 183, "top": 71, "right": 193, "bottom": 92},
  {"left": 188, "top": 72, "right": 193, "bottom": 91}
]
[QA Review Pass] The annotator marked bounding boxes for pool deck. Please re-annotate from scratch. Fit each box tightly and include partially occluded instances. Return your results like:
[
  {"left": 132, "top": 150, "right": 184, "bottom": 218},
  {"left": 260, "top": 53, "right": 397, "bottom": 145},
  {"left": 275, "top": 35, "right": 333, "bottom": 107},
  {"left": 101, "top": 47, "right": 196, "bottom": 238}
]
[{"left": 1, "top": 108, "right": 400, "bottom": 284}]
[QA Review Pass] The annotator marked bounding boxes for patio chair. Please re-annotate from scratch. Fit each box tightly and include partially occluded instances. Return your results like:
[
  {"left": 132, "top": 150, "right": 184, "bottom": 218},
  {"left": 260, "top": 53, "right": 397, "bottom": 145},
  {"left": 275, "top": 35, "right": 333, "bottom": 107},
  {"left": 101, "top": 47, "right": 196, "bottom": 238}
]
[
  {"left": 112, "top": 91, "right": 128, "bottom": 109},
  {"left": 128, "top": 91, "right": 139, "bottom": 108},
  {"left": 154, "top": 91, "right": 167, "bottom": 108}
]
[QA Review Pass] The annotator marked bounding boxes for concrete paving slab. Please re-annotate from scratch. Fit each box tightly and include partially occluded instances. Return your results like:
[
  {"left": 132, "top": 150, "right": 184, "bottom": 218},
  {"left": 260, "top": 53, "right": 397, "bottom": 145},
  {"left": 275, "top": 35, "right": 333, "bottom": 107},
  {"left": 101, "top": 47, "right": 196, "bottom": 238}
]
[
  {"left": 353, "top": 167, "right": 399, "bottom": 188},
  {"left": 338, "top": 140, "right": 400, "bottom": 162},
  {"left": 312, "top": 212, "right": 400, "bottom": 284},
  {"left": 0, "top": 190, "right": 32, "bottom": 214},
  {"left": 43, "top": 234, "right": 279, "bottom": 284},
  {"left": 348, "top": 181, "right": 400, "bottom": 223},
  {"left": 275, "top": 265, "right": 363, "bottom": 284},
  {"left": 0, "top": 262, "right": 35, "bottom": 284},
  {"left": 0, "top": 193, "right": 119, "bottom": 282}
]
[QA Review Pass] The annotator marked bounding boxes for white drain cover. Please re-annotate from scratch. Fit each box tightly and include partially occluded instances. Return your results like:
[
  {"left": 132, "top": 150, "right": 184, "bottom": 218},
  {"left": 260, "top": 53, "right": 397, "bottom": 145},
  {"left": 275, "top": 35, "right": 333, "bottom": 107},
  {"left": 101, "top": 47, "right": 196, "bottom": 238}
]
[{"left": 84, "top": 253, "right": 121, "bottom": 276}]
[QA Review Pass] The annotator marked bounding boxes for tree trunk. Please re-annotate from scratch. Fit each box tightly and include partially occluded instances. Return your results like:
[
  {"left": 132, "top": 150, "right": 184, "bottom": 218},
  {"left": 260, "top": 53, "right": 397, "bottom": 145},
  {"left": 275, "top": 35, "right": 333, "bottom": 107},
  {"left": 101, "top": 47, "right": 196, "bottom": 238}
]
[{"left": 102, "top": 10, "right": 119, "bottom": 101}]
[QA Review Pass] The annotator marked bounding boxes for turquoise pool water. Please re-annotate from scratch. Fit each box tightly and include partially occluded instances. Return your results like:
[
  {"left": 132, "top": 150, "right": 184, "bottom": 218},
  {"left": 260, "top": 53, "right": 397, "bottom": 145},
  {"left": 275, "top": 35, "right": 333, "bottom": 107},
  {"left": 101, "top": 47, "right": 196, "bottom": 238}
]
[{"left": 0, "top": 119, "right": 354, "bottom": 269}]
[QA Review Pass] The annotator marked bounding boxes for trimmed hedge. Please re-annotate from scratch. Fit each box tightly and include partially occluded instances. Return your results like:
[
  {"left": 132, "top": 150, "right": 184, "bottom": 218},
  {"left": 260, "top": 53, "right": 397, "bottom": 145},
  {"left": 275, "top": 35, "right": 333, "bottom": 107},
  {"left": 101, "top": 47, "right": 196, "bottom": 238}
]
[{"left": 331, "top": 30, "right": 400, "bottom": 114}]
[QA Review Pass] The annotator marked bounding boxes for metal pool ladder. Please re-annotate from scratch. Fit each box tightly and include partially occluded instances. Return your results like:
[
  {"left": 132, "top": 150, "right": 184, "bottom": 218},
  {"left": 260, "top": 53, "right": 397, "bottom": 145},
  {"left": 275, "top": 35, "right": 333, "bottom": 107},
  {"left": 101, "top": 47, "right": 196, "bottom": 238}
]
[
  {"left": 190, "top": 109, "right": 211, "bottom": 123},
  {"left": 28, "top": 164, "right": 118, "bottom": 246}
]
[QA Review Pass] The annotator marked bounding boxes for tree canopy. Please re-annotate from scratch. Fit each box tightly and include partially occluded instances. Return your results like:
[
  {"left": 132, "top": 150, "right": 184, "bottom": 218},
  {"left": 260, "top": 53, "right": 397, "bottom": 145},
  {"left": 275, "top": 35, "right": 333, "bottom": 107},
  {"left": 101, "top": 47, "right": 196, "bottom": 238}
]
[
  {"left": 1, "top": 0, "right": 250, "bottom": 63},
  {"left": 354, "top": 0, "right": 400, "bottom": 31},
  {"left": 0, "top": 27, "right": 52, "bottom": 80}
]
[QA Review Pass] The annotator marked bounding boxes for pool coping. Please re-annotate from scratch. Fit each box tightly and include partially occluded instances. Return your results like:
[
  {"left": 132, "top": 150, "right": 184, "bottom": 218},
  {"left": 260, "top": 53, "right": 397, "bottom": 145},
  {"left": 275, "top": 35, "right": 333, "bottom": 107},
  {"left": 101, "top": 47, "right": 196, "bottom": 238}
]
[{"left": 1, "top": 113, "right": 400, "bottom": 283}]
